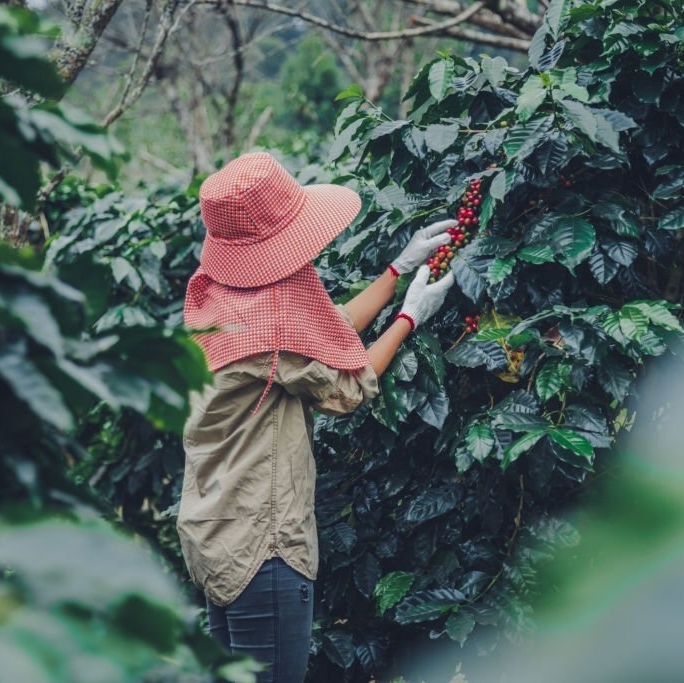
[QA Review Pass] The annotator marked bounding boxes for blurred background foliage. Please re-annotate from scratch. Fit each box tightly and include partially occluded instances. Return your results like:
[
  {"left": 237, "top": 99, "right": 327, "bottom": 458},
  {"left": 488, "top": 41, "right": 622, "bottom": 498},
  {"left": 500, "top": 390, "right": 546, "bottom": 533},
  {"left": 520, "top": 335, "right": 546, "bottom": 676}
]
[{"left": 2, "top": 0, "right": 684, "bottom": 682}]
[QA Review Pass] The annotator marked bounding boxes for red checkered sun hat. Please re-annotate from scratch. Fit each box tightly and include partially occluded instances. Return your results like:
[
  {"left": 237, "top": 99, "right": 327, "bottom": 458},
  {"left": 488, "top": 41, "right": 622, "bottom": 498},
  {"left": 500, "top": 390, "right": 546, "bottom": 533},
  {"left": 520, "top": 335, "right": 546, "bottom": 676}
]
[
  {"left": 199, "top": 151, "right": 362, "bottom": 287},
  {"left": 186, "top": 152, "right": 370, "bottom": 399}
]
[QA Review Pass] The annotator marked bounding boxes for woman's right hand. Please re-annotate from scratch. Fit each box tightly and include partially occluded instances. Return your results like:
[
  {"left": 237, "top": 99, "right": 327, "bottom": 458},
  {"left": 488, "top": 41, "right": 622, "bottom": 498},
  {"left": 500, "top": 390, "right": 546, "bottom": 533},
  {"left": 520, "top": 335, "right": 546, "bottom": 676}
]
[{"left": 397, "top": 264, "right": 455, "bottom": 329}]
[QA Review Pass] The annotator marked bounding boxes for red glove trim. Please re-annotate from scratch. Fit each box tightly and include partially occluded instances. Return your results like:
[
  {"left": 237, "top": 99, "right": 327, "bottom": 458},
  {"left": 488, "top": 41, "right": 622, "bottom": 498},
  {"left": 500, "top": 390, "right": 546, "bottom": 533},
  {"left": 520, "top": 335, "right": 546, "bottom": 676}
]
[
  {"left": 387, "top": 263, "right": 400, "bottom": 277},
  {"left": 395, "top": 312, "right": 415, "bottom": 331}
]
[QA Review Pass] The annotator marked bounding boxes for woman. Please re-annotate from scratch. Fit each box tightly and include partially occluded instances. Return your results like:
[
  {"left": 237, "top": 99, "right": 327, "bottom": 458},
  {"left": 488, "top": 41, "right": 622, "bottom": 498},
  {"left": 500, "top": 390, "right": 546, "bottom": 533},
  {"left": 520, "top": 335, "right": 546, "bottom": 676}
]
[{"left": 177, "top": 152, "right": 457, "bottom": 682}]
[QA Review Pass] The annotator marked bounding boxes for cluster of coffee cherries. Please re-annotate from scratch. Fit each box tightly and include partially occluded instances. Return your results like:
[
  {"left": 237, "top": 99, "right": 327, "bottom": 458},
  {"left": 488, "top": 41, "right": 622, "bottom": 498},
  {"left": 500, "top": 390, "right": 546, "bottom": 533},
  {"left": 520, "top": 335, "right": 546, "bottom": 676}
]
[
  {"left": 427, "top": 177, "right": 484, "bottom": 283},
  {"left": 464, "top": 314, "right": 480, "bottom": 334}
]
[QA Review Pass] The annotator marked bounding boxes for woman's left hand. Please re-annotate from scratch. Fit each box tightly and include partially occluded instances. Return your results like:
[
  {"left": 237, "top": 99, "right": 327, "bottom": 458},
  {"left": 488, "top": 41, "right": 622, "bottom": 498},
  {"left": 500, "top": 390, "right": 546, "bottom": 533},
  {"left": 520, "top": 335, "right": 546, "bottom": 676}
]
[{"left": 390, "top": 219, "right": 459, "bottom": 275}]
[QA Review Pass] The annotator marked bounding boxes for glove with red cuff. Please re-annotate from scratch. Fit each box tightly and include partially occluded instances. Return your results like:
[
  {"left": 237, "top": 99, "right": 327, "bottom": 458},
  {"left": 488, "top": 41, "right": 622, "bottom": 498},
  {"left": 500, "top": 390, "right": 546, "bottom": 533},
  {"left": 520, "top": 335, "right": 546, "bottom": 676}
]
[
  {"left": 389, "top": 219, "right": 458, "bottom": 276},
  {"left": 396, "top": 264, "right": 455, "bottom": 330}
]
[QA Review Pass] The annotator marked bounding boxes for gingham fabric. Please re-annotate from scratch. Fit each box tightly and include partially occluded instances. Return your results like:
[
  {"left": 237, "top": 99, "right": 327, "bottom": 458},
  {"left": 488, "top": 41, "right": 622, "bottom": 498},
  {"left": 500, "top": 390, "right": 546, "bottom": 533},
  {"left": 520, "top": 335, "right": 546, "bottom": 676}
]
[
  {"left": 199, "top": 152, "right": 362, "bottom": 288},
  {"left": 184, "top": 262, "right": 370, "bottom": 377}
]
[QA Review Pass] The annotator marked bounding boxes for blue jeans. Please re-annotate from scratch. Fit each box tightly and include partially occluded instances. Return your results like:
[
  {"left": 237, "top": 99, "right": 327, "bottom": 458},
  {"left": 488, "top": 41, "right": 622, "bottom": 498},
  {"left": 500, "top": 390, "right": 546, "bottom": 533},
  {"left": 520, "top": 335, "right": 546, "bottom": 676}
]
[{"left": 206, "top": 558, "right": 314, "bottom": 683}]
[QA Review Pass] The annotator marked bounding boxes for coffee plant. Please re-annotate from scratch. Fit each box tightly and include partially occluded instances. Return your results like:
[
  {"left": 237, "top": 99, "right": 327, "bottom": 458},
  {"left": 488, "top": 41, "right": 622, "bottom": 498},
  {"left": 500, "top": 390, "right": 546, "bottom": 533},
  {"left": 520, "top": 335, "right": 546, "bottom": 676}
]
[
  {"left": 0, "top": 8, "right": 257, "bottom": 682},
  {"left": 306, "top": 0, "right": 684, "bottom": 679}
]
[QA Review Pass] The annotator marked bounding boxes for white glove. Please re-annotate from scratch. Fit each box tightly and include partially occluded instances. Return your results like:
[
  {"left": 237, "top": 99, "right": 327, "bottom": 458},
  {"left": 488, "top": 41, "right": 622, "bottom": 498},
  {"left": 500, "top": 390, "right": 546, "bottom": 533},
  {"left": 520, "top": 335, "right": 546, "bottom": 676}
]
[
  {"left": 397, "top": 265, "right": 455, "bottom": 329},
  {"left": 390, "top": 219, "right": 458, "bottom": 275}
]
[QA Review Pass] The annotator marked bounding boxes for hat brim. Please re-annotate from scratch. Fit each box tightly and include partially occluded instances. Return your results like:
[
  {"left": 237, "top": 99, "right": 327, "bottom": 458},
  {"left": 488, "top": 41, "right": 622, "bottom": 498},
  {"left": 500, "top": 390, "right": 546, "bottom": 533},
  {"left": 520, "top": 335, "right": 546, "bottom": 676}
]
[{"left": 200, "top": 183, "right": 361, "bottom": 288}]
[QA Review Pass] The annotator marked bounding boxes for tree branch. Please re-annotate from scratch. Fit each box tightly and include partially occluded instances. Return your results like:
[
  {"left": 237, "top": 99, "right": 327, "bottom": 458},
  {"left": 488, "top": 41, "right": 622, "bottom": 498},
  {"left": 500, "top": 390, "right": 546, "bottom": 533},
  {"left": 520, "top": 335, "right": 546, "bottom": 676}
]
[
  {"left": 409, "top": 14, "right": 530, "bottom": 51},
  {"left": 51, "top": 0, "right": 125, "bottom": 85},
  {"left": 200, "top": 0, "right": 488, "bottom": 41},
  {"left": 101, "top": 0, "right": 186, "bottom": 128}
]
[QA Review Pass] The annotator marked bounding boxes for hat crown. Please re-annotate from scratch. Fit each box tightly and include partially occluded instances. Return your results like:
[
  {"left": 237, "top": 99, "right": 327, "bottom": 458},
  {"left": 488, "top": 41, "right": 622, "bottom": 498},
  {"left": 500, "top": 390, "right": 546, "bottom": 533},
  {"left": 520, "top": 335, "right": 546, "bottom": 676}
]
[{"left": 199, "top": 152, "right": 305, "bottom": 243}]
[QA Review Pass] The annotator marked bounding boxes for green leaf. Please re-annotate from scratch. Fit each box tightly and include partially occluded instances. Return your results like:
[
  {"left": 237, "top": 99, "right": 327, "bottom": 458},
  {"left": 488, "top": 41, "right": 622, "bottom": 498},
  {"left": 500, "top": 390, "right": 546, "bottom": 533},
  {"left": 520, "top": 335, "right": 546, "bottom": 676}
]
[
  {"left": 474, "top": 327, "right": 511, "bottom": 341},
  {"left": 372, "top": 372, "right": 402, "bottom": 433},
  {"left": 604, "top": 306, "right": 650, "bottom": 342},
  {"left": 374, "top": 571, "right": 415, "bottom": 615},
  {"left": 602, "top": 238, "right": 637, "bottom": 267},
  {"left": 353, "top": 552, "right": 382, "bottom": 599},
  {"left": 488, "top": 169, "right": 516, "bottom": 201},
  {"left": 404, "top": 486, "right": 460, "bottom": 524},
  {"left": 445, "top": 340, "right": 507, "bottom": 371},
  {"left": 329, "top": 523, "right": 357, "bottom": 554},
  {"left": 335, "top": 83, "right": 364, "bottom": 100},
  {"left": 493, "top": 412, "right": 550, "bottom": 432},
  {"left": 392, "top": 349, "right": 418, "bottom": 381},
  {"left": 394, "top": 588, "right": 465, "bottom": 624},
  {"left": 111, "top": 256, "right": 142, "bottom": 289},
  {"left": 414, "top": 330, "right": 446, "bottom": 383},
  {"left": 597, "top": 356, "right": 633, "bottom": 401},
  {"left": 450, "top": 250, "right": 489, "bottom": 303},
  {"left": 487, "top": 255, "right": 515, "bottom": 284},
  {"left": 503, "top": 115, "right": 554, "bottom": 162},
  {"left": 477, "top": 192, "right": 495, "bottom": 231},
  {"left": 545, "top": 0, "right": 571, "bottom": 39},
  {"left": 537, "top": 40, "right": 567, "bottom": 72},
  {"left": 550, "top": 217, "right": 596, "bottom": 270},
  {"left": 322, "top": 630, "right": 355, "bottom": 669},
  {"left": 548, "top": 428, "right": 594, "bottom": 461},
  {"left": 369, "top": 119, "right": 410, "bottom": 140},
  {"left": 0, "top": 341, "right": 73, "bottom": 430},
  {"left": 417, "top": 389, "right": 450, "bottom": 430},
  {"left": 518, "top": 244, "right": 555, "bottom": 264},
  {"left": 589, "top": 248, "right": 620, "bottom": 285},
  {"left": 428, "top": 58, "right": 455, "bottom": 102},
  {"left": 502, "top": 430, "right": 546, "bottom": 468},
  {"left": 535, "top": 359, "right": 571, "bottom": 402},
  {"left": 516, "top": 75, "right": 547, "bottom": 121},
  {"left": 658, "top": 207, "right": 684, "bottom": 231},
  {"left": 528, "top": 25, "right": 549, "bottom": 71},
  {"left": 557, "top": 67, "right": 589, "bottom": 102},
  {"left": 424, "top": 122, "right": 460, "bottom": 153},
  {"left": 628, "top": 301, "right": 682, "bottom": 332},
  {"left": 445, "top": 610, "right": 476, "bottom": 647},
  {"left": 593, "top": 110, "right": 621, "bottom": 153},
  {"left": 559, "top": 99, "right": 597, "bottom": 141},
  {"left": 481, "top": 55, "right": 508, "bottom": 87},
  {"left": 466, "top": 422, "right": 495, "bottom": 462},
  {"left": 329, "top": 117, "right": 364, "bottom": 161}
]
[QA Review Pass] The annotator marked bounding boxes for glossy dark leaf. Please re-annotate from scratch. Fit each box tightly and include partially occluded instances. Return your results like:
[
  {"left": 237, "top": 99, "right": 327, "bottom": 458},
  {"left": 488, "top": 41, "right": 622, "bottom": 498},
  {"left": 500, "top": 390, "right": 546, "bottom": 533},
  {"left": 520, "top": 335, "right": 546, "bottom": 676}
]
[
  {"left": 417, "top": 388, "right": 450, "bottom": 429},
  {"left": 589, "top": 247, "right": 620, "bottom": 284},
  {"left": 444, "top": 610, "right": 476, "bottom": 646},
  {"left": 353, "top": 551, "right": 382, "bottom": 599},
  {"left": 329, "top": 523, "right": 358, "bottom": 554},
  {"left": 502, "top": 430, "right": 547, "bottom": 468},
  {"left": 374, "top": 571, "right": 415, "bottom": 615},
  {"left": 503, "top": 115, "right": 554, "bottom": 162},
  {"left": 322, "top": 630, "right": 356, "bottom": 669},
  {"left": 602, "top": 237, "right": 638, "bottom": 266},
  {"left": 450, "top": 248, "right": 490, "bottom": 303},
  {"left": 394, "top": 588, "right": 466, "bottom": 624},
  {"left": 355, "top": 634, "right": 388, "bottom": 674},
  {"left": 445, "top": 340, "right": 507, "bottom": 371},
  {"left": 597, "top": 356, "right": 634, "bottom": 401},
  {"left": 527, "top": 24, "right": 548, "bottom": 71},
  {"left": 548, "top": 428, "right": 594, "bottom": 461},
  {"left": 429, "top": 59, "right": 455, "bottom": 102},
  {"left": 424, "top": 122, "right": 460, "bottom": 153},
  {"left": 536, "top": 40, "right": 566, "bottom": 72},
  {"left": 466, "top": 422, "right": 495, "bottom": 462},
  {"left": 403, "top": 486, "right": 460, "bottom": 525}
]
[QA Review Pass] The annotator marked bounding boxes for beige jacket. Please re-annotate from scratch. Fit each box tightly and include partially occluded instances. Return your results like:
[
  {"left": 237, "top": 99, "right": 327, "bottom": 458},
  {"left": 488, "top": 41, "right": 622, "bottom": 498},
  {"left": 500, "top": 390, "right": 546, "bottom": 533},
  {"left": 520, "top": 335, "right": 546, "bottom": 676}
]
[{"left": 177, "top": 341, "right": 378, "bottom": 606}]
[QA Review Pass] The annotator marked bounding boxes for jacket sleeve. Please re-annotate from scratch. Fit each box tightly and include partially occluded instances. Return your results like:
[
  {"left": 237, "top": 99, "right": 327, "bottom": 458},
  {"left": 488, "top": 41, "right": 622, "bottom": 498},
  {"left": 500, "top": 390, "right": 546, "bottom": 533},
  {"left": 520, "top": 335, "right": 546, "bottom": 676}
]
[{"left": 273, "top": 351, "right": 378, "bottom": 416}]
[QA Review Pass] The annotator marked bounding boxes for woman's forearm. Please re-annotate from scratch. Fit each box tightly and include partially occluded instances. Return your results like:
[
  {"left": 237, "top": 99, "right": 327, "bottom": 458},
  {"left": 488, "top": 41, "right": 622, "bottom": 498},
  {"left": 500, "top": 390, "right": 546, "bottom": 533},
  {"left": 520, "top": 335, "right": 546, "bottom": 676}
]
[
  {"left": 367, "top": 316, "right": 412, "bottom": 377},
  {"left": 344, "top": 268, "right": 398, "bottom": 333}
]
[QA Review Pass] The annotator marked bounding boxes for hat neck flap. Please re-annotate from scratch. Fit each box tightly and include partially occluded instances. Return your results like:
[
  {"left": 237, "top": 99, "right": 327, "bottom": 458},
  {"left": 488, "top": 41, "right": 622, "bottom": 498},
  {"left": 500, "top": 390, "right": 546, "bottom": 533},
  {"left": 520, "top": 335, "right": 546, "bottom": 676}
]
[{"left": 184, "top": 263, "right": 370, "bottom": 378}]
